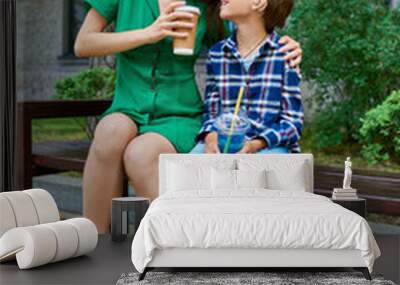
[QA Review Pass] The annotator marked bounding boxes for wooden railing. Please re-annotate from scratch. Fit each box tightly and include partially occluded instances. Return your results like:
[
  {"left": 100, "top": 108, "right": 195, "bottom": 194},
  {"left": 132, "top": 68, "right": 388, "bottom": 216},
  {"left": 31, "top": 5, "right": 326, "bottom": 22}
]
[
  {"left": 314, "top": 165, "right": 400, "bottom": 215},
  {"left": 16, "top": 100, "right": 111, "bottom": 190}
]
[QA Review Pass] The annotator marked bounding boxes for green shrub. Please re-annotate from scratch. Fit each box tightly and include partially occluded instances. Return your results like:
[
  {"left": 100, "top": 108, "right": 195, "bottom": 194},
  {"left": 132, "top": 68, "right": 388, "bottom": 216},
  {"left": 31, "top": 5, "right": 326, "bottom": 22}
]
[
  {"left": 55, "top": 67, "right": 115, "bottom": 100},
  {"left": 54, "top": 67, "right": 116, "bottom": 139},
  {"left": 285, "top": 0, "right": 400, "bottom": 149},
  {"left": 359, "top": 90, "right": 400, "bottom": 165}
]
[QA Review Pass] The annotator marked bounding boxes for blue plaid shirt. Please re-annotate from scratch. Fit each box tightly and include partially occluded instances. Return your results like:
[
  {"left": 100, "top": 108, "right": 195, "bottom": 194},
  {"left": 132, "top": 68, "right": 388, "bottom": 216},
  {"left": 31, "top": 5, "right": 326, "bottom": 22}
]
[{"left": 197, "top": 31, "right": 304, "bottom": 153}]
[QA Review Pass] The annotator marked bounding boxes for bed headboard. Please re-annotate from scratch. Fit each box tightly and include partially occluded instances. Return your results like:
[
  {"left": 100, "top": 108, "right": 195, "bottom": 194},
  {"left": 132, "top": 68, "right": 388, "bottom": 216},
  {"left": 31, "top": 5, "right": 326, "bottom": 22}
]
[{"left": 159, "top": 154, "right": 314, "bottom": 195}]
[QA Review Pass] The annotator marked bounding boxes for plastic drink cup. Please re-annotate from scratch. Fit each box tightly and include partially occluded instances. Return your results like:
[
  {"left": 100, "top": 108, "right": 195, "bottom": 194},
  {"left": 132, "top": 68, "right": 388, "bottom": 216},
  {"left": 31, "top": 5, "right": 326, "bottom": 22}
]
[
  {"left": 173, "top": 6, "right": 200, "bottom": 56},
  {"left": 214, "top": 111, "right": 250, "bottom": 154}
]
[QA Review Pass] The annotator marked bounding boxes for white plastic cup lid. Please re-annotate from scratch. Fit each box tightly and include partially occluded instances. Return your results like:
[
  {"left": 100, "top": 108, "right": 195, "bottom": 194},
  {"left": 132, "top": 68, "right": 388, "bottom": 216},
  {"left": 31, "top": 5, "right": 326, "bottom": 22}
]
[
  {"left": 175, "top": 5, "right": 201, "bottom": 15},
  {"left": 214, "top": 112, "right": 250, "bottom": 133}
]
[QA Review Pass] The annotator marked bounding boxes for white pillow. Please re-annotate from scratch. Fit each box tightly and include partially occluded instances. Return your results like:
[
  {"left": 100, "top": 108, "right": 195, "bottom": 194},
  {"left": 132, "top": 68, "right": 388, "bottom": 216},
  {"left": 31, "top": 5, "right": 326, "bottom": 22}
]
[
  {"left": 236, "top": 169, "right": 267, "bottom": 189},
  {"left": 211, "top": 169, "right": 267, "bottom": 191},
  {"left": 167, "top": 163, "right": 211, "bottom": 191},
  {"left": 266, "top": 166, "right": 306, "bottom": 191},
  {"left": 238, "top": 159, "right": 307, "bottom": 191},
  {"left": 166, "top": 159, "right": 236, "bottom": 192},
  {"left": 211, "top": 168, "right": 236, "bottom": 190},
  {"left": 166, "top": 157, "right": 236, "bottom": 170}
]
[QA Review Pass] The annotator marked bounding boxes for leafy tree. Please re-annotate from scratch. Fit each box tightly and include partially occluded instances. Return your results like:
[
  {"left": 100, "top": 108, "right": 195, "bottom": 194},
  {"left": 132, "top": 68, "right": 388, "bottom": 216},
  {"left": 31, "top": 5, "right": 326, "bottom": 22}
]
[
  {"left": 359, "top": 90, "right": 400, "bottom": 164},
  {"left": 285, "top": 0, "right": 400, "bottom": 149}
]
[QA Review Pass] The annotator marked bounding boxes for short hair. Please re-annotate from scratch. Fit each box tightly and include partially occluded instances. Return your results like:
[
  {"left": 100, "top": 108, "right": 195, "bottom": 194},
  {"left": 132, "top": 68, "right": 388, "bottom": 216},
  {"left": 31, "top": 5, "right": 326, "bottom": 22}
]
[{"left": 263, "top": 0, "right": 294, "bottom": 33}]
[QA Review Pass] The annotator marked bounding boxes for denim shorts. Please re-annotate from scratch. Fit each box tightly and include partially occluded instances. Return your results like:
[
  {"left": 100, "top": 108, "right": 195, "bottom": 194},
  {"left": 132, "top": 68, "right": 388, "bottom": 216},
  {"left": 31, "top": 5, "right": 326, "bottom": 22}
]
[{"left": 190, "top": 143, "right": 289, "bottom": 154}]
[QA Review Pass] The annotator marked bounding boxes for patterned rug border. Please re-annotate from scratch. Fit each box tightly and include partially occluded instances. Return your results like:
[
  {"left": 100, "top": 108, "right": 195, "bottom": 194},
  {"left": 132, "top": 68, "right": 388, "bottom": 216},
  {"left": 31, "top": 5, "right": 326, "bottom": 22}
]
[{"left": 117, "top": 271, "right": 395, "bottom": 285}]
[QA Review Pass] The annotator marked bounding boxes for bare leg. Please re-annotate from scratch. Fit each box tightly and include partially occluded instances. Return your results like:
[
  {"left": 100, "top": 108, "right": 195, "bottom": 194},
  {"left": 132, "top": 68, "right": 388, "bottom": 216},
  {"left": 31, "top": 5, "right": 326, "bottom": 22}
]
[
  {"left": 123, "top": 133, "right": 177, "bottom": 201},
  {"left": 83, "top": 113, "right": 138, "bottom": 233}
]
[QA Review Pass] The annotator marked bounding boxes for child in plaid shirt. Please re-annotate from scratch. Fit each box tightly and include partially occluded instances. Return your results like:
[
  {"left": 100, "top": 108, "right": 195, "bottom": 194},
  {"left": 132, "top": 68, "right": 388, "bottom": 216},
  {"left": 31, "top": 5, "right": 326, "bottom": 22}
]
[{"left": 191, "top": 0, "right": 304, "bottom": 154}]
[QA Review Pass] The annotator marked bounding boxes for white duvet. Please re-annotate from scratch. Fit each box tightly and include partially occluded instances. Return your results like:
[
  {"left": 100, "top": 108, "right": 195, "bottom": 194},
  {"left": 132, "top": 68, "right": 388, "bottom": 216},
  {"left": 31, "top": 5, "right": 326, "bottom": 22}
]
[{"left": 131, "top": 190, "right": 380, "bottom": 273}]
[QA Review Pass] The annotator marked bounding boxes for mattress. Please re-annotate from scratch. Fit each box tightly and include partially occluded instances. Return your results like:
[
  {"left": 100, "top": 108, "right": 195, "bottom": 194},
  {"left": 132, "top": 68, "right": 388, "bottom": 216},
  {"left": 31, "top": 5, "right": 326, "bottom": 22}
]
[{"left": 131, "top": 190, "right": 380, "bottom": 273}]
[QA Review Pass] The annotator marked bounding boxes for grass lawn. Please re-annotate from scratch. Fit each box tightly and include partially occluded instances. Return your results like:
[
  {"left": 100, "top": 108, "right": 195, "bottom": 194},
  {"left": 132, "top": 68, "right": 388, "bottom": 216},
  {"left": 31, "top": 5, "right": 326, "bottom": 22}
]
[{"left": 32, "top": 117, "right": 88, "bottom": 143}]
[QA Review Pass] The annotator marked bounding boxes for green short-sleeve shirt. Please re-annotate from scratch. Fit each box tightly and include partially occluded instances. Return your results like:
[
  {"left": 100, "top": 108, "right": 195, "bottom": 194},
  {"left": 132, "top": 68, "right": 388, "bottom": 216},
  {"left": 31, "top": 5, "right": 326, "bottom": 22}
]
[{"left": 84, "top": 0, "right": 228, "bottom": 153}]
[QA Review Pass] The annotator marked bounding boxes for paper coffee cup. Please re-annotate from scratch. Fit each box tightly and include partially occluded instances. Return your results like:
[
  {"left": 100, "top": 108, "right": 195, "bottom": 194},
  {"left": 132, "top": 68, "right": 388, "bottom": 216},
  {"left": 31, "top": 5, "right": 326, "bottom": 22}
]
[{"left": 173, "top": 6, "right": 200, "bottom": 56}]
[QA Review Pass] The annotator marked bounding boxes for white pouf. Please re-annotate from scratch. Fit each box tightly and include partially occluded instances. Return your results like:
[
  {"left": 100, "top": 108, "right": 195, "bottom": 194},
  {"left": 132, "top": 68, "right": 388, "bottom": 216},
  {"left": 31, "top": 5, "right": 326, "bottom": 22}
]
[
  {"left": 65, "top": 218, "right": 98, "bottom": 257},
  {"left": 42, "top": 221, "right": 79, "bottom": 262},
  {"left": 0, "top": 196, "right": 17, "bottom": 237},
  {"left": 23, "top": 189, "right": 59, "bottom": 224},
  {"left": 0, "top": 218, "right": 98, "bottom": 269},
  {"left": 1, "top": 191, "right": 39, "bottom": 227},
  {"left": 0, "top": 226, "right": 57, "bottom": 269},
  {"left": 0, "top": 190, "right": 98, "bottom": 269}
]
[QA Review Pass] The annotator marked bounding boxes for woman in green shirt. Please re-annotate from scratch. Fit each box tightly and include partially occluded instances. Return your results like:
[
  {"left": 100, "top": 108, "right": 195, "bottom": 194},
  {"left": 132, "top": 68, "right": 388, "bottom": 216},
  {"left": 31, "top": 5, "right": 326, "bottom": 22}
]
[{"left": 75, "top": 0, "right": 303, "bottom": 233}]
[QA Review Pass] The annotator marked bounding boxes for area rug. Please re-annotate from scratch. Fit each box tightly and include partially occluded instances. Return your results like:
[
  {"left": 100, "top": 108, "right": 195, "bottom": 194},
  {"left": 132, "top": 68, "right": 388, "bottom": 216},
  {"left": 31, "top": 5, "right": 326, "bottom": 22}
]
[{"left": 116, "top": 272, "right": 395, "bottom": 285}]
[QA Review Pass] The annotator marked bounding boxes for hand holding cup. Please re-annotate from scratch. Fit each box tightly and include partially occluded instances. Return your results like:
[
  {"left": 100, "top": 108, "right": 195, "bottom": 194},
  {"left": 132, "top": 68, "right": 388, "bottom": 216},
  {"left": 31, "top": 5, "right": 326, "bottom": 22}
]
[
  {"left": 146, "top": 1, "right": 195, "bottom": 44},
  {"left": 205, "top": 132, "right": 220, "bottom": 154}
]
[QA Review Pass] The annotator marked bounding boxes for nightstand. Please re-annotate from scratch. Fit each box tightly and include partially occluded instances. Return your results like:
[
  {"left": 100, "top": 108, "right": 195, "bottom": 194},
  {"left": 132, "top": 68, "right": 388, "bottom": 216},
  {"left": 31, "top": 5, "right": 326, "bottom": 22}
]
[
  {"left": 331, "top": 198, "right": 366, "bottom": 218},
  {"left": 111, "top": 197, "right": 150, "bottom": 242}
]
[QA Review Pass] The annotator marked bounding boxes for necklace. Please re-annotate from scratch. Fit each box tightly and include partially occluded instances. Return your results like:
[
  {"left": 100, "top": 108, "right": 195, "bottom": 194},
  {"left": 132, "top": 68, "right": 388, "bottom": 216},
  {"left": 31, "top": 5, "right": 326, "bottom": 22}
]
[{"left": 239, "top": 34, "right": 268, "bottom": 59}]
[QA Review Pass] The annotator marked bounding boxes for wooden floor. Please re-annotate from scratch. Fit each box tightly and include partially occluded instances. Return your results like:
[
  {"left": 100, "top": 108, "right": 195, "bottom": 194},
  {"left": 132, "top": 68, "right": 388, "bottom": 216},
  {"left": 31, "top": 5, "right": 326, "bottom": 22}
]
[{"left": 0, "top": 234, "right": 399, "bottom": 285}]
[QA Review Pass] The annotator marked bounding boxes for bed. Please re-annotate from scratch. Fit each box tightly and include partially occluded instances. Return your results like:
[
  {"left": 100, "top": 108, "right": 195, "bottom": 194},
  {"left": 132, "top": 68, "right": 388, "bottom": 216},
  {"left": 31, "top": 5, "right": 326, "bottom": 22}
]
[{"left": 131, "top": 154, "right": 380, "bottom": 281}]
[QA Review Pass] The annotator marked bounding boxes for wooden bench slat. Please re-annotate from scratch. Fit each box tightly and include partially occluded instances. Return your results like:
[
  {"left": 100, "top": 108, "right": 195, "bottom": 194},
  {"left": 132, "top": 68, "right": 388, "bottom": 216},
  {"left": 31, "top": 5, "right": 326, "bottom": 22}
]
[
  {"left": 33, "top": 154, "right": 86, "bottom": 172},
  {"left": 26, "top": 123, "right": 399, "bottom": 216},
  {"left": 33, "top": 140, "right": 91, "bottom": 159},
  {"left": 31, "top": 140, "right": 400, "bottom": 200},
  {"left": 315, "top": 165, "right": 400, "bottom": 199},
  {"left": 315, "top": 164, "right": 400, "bottom": 179},
  {"left": 315, "top": 189, "right": 400, "bottom": 216},
  {"left": 22, "top": 100, "right": 111, "bottom": 119}
]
